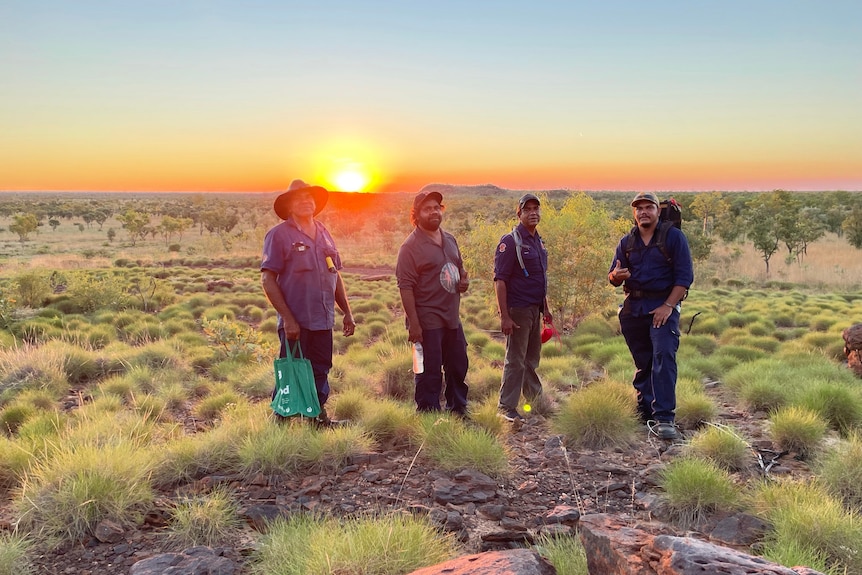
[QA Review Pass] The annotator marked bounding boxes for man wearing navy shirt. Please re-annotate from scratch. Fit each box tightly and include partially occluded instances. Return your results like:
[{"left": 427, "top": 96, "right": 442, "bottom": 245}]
[
  {"left": 494, "top": 193, "right": 552, "bottom": 423},
  {"left": 609, "top": 192, "right": 693, "bottom": 440}
]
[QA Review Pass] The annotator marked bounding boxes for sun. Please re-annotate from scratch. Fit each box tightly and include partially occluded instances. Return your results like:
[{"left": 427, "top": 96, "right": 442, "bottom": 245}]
[{"left": 333, "top": 170, "right": 368, "bottom": 192}]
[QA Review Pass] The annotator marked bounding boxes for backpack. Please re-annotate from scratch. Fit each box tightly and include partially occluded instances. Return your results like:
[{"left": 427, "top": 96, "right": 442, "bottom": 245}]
[{"left": 624, "top": 198, "right": 682, "bottom": 265}]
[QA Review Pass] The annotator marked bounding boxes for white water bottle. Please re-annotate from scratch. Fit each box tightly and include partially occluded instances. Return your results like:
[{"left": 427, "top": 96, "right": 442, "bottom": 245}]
[{"left": 412, "top": 343, "right": 424, "bottom": 374}]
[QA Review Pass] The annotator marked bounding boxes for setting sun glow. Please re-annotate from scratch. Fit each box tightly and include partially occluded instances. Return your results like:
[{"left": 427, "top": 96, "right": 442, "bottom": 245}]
[{"left": 333, "top": 170, "right": 368, "bottom": 192}]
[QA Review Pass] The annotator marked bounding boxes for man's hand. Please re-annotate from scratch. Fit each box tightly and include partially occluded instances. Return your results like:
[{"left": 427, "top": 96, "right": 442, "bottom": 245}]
[
  {"left": 408, "top": 325, "right": 423, "bottom": 344},
  {"left": 500, "top": 316, "right": 519, "bottom": 336},
  {"left": 458, "top": 269, "right": 469, "bottom": 293},
  {"left": 649, "top": 304, "right": 673, "bottom": 328},
  {"left": 283, "top": 318, "right": 301, "bottom": 341},
  {"left": 609, "top": 259, "right": 630, "bottom": 284},
  {"left": 343, "top": 314, "right": 356, "bottom": 337}
]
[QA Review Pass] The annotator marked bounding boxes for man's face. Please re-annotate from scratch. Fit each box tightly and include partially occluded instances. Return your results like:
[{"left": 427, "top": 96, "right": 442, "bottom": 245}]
[
  {"left": 288, "top": 190, "right": 316, "bottom": 218},
  {"left": 416, "top": 198, "right": 443, "bottom": 231},
  {"left": 518, "top": 200, "right": 540, "bottom": 228},
  {"left": 632, "top": 201, "right": 658, "bottom": 229}
]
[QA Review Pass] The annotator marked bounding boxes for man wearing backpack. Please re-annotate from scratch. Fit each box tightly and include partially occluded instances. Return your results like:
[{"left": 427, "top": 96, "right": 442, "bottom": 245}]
[
  {"left": 494, "top": 193, "right": 552, "bottom": 423},
  {"left": 608, "top": 192, "right": 693, "bottom": 440}
]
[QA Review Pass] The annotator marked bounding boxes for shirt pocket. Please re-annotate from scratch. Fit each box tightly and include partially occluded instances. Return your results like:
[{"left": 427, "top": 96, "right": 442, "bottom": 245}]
[{"left": 290, "top": 242, "right": 316, "bottom": 272}]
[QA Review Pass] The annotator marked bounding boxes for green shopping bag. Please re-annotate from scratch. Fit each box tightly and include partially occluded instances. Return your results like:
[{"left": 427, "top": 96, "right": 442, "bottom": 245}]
[{"left": 271, "top": 342, "right": 321, "bottom": 418}]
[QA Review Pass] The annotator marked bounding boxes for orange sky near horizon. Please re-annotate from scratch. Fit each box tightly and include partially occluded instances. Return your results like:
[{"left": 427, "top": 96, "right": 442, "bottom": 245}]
[{"left": 2, "top": 2, "right": 861, "bottom": 194}]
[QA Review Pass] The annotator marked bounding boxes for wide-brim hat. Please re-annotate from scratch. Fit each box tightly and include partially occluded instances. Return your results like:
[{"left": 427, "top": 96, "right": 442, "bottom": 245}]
[{"left": 274, "top": 179, "right": 329, "bottom": 219}]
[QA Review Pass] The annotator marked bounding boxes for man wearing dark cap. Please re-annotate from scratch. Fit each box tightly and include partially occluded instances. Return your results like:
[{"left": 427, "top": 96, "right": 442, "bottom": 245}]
[
  {"left": 396, "top": 190, "right": 470, "bottom": 415},
  {"left": 609, "top": 191, "right": 693, "bottom": 440},
  {"left": 494, "top": 193, "right": 552, "bottom": 423},
  {"left": 261, "top": 179, "right": 356, "bottom": 425}
]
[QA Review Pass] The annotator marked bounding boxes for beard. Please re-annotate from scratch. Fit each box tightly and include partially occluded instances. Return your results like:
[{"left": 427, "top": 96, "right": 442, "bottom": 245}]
[{"left": 418, "top": 214, "right": 441, "bottom": 231}]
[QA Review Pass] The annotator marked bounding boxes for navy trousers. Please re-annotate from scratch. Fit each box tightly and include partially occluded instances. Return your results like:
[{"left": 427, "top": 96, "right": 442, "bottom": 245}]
[
  {"left": 619, "top": 308, "right": 680, "bottom": 422},
  {"left": 415, "top": 326, "right": 469, "bottom": 414}
]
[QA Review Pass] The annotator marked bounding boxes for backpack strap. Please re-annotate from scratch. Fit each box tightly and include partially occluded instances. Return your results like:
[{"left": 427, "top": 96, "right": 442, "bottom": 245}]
[
  {"left": 511, "top": 227, "right": 529, "bottom": 277},
  {"left": 654, "top": 221, "right": 673, "bottom": 264}
]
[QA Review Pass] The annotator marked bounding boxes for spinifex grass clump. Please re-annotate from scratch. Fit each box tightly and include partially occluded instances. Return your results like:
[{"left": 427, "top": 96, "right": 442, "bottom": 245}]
[
  {"left": 413, "top": 413, "right": 509, "bottom": 477},
  {"left": 167, "top": 486, "right": 241, "bottom": 549},
  {"left": 0, "top": 532, "right": 33, "bottom": 575},
  {"left": 816, "top": 432, "right": 862, "bottom": 511},
  {"left": 659, "top": 458, "right": 743, "bottom": 529},
  {"left": 769, "top": 406, "right": 827, "bottom": 457},
  {"left": 686, "top": 424, "right": 749, "bottom": 471},
  {"left": 754, "top": 479, "right": 862, "bottom": 575},
  {"left": 674, "top": 377, "right": 718, "bottom": 429},
  {"left": 535, "top": 533, "right": 588, "bottom": 575},
  {"left": 15, "top": 441, "right": 155, "bottom": 546},
  {"left": 552, "top": 380, "right": 639, "bottom": 449},
  {"left": 252, "top": 513, "right": 459, "bottom": 575},
  {"left": 797, "top": 382, "right": 862, "bottom": 435}
]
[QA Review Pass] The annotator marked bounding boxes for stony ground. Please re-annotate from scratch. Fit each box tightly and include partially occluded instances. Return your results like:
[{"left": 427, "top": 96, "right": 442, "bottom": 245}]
[{"left": 12, "top": 377, "right": 816, "bottom": 575}]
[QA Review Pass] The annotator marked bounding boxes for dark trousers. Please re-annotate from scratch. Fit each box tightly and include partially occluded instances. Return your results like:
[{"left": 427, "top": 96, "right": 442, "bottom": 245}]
[
  {"left": 619, "top": 308, "right": 680, "bottom": 422},
  {"left": 277, "top": 328, "right": 333, "bottom": 407},
  {"left": 415, "top": 326, "right": 469, "bottom": 414}
]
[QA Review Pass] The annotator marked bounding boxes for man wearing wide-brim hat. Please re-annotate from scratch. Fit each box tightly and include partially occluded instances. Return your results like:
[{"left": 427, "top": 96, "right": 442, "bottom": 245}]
[{"left": 261, "top": 179, "right": 356, "bottom": 426}]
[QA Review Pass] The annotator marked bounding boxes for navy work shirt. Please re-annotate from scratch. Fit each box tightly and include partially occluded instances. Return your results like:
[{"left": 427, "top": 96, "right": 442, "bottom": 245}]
[
  {"left": 610, "top": 225, "right": 694, "bottom": 317},
  {"left": 494, "top": 223, "right": 548, "bottom": 309},
  {"left": 261, "top": 218, "right": 342, "bottom": 331}
]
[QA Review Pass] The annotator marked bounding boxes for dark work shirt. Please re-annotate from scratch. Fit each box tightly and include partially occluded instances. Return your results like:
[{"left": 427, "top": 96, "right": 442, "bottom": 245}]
[
  {"left": 610, "top": 225, "right": 694, "bottom": 317},
  {"left": 396, "top": 227, "right": 465, "bottom": 330},
  {"left": 261, "top": 218, "right": 342, "bottom": 331},
  {"left": 493, "top": 223, "right": 548, "bottom": 308}
]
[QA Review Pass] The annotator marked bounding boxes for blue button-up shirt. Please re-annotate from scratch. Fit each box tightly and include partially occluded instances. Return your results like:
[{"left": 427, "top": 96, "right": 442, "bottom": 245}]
[
  {"left": 494, "top": 223, "right": 548, "bottom": 309},
  {"left": 610, "top": 225, "right": 694, "bottom": 317},
  {"left": 261, "top": 218, "right": 342, "bottom": 331}
]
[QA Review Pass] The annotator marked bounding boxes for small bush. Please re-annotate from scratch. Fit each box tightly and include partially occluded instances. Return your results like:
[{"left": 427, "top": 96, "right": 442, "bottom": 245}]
[
  {"left": 816, "top": 432, "right": 862, "bottom": 511},
  {"left": 798, "top": 383, "right": 862, "bottom": 435},
  {"left": 0, "top": 531, "right": 34, "bottom": 575},
  {"left": 167, "top": 486, "right": 240, "bottom": 548},
  {"left": 769, "top": 406, "right": 827, "bottom": 457},
  {"left": 253, "top": 513, "right": 459, "bottom": 575},
  {"left": 687, "top": 425, "right": 749, "bottom": 471},
  {"left": 552, "top": 381, "right": 639, "bottom": 449},
  {"left": 660, "top": 458, "right": 742, "bottom": 528}
]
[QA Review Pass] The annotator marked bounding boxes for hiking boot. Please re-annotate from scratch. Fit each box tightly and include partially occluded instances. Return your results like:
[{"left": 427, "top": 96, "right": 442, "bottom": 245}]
[
  {"left": 653, "top": 421, "right": 680, "bottom": 440},
  {"left": 500, "top": 407, "right": 525, "bottom": 423}
]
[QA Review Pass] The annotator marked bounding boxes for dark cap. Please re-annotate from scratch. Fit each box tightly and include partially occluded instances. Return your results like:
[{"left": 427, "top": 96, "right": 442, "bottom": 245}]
[
  {"left": 630, "top": 191, "right": 660, "bottom": 208},
  {"left": 518, "top": 193, "right": 540, "bottom": 210},
  {"left": 273, "top": 179, "right": 329, "bottom": 219},
  {"left": 413, "top": 190, "right": 443, "bottom": 211}
]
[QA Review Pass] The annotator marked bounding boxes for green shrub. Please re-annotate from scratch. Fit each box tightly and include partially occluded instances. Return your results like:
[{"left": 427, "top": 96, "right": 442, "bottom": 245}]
[
  {"left": 0, "top": 531, "right": 34, "bottom": 575},
  {"left": 14, "top": 271, "right": 51, "bottom": 308},
  {"left": 769, "top": 406, "right": 827, "bottom": 457},
  {"left": 0, "top": 403, "right": 37, "bottom": 435},
  {"left": 687, "top": 425, "right": 749, "bottom": 471},
  {"left": 660, "top": 458, "right": 742, "bottom": 528},
  {"left": 167, "top": 486, "right": 240, "bottom": 548},
  {"left": 816, "top": 433, "right": 862, "bottom": 511},
  {"left": 253, "top": 513, "right": 459, "bottom": 575},
  {"left": 552, "top": 381, "right": 639, "bottom": 449},
  {"left": 798, "top": 383, "right": 862, "bottom": 435}
]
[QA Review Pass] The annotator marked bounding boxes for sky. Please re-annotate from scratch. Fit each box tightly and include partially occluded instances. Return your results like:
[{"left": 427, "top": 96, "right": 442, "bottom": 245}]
[{"left": 1, "top": 1, "right": 861, "bottom": 193}]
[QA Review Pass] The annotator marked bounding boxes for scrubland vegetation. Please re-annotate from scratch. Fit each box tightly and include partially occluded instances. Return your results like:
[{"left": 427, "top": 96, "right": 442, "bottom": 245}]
[{"left": 0, "top": 188, "right": 861, "bottom": 574}]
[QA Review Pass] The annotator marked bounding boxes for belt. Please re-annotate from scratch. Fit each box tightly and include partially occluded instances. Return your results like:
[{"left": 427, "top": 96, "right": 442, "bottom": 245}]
[{"left": 624, "top": 288, "right": 672, "bottom": 300}]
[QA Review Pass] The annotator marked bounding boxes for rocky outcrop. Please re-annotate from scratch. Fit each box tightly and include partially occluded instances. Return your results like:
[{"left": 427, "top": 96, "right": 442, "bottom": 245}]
[
  {"left": 844, "top": 323, "right": 862, "bottom": 377},
  {"left": 578, "top": 513, "right": 825, "bottom": 575},
  {"left": 406, "top": 548, "right": 555, "bottom": 575},
  {"left": 129, "top": 546, "right": 236, "bottom": 575}
]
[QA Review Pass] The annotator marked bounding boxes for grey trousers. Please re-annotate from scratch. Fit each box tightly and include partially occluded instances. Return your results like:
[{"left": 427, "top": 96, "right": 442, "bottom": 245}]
[{"left": 498, "top": 305, "right": 543, "bottom": 410}]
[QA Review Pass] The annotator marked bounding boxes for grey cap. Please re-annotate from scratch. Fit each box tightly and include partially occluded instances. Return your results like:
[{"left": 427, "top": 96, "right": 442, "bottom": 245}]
[
  {"left": 518, "top": 193, "right": 541, "bottom": 210},
  {"left": 630, "top": 191, "right": 660, "bottom": 207}
]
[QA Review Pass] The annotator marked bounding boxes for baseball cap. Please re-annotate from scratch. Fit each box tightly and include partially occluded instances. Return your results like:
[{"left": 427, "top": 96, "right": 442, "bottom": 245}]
[
  {"left": 630, "top": 192, "right": 660, "bottom": 208},
  {"left": 518, "top": 193, "right": 540, "bottom": 210},
  {"left": 413, "top": 190, "right": 443, "bottom": 211}
]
